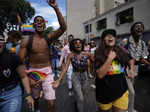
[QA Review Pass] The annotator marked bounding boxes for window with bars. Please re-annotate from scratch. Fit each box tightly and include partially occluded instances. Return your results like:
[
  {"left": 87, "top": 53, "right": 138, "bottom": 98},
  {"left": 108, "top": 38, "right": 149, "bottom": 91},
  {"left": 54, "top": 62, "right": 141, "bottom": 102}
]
[
  {"left": 116, "top": 7, "right": 134, "bottom": 25},
  {"left": 97, "top": 18, "right": 107, "bottom": 31},
  {"left": 85, "top": 24, "right": 92, "bottom": 33}
]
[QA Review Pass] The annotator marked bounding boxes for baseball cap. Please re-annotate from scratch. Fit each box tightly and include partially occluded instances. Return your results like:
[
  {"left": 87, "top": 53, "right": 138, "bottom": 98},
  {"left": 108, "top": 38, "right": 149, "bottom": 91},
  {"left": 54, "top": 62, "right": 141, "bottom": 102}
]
[{"left": 101, "top": 29, "right": 117, "bottom": 41}]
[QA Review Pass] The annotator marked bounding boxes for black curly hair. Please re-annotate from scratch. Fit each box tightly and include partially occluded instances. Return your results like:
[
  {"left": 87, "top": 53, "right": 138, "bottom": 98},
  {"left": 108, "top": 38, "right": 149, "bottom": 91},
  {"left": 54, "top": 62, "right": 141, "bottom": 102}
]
[
  {"left": 34, "top": 15, "right": 45, "bottom": 22},
  {"left": 130, "top": 21, "right": 144, "bottom": 36},
  {"left": 69, "top": 38, "right": 84, "bottom": 53}
]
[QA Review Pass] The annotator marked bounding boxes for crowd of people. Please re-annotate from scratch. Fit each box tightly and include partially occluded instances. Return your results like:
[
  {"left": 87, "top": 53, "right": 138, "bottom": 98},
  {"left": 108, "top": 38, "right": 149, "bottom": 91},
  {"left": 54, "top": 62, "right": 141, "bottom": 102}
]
[{"left": 0, "top": 0, "right": 150, "bottom": 112}]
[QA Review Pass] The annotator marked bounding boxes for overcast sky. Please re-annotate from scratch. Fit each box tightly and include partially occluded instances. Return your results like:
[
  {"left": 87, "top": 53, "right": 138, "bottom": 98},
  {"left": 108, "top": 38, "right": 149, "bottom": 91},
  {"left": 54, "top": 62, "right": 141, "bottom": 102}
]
[{"left": 27, "top": 0, "right": 66, "bottom": 29}]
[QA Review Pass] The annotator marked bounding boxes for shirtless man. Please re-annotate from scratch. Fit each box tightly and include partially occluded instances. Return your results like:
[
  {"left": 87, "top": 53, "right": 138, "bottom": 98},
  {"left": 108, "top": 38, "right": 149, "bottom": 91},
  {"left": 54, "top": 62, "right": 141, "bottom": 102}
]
[{"left": 18, "top": 0, "right": 67, "bottom": 112}]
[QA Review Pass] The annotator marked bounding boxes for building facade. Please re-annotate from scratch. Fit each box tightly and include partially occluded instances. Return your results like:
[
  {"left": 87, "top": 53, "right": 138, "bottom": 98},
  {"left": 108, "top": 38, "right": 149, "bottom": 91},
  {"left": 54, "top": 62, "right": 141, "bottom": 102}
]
[
  {"left": 66, "top": 0, "right": 95, "bottom": 39},
  {"left": 95, "top": 0, "right": 126, "bottom": 16},
  {"left": 84, "top": 0, "right": 150, "bottom": 43}
]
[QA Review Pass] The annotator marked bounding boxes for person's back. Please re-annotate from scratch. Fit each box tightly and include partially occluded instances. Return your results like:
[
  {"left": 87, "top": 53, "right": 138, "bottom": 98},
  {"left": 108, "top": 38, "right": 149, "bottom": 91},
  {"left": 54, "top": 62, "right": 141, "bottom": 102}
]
[
  {"left": 0, "top": 36, "right": 34, "bottom": 112},
  {"left": 6, "top": 30, "right": 21, "bottom": 54},
  {"left": 0, "top": 50, "right": 20, "bottom": 89},
  {"left": 6, "top": 41, "right": 21, "bottom": 54}
]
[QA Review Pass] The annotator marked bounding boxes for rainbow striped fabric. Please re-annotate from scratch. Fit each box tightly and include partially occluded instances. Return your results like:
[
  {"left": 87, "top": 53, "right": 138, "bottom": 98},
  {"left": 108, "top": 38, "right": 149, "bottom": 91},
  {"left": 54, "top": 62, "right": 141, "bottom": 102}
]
[
  {"left": 107, "top": 60, "right": 124, "bottom": 75},
  {"left": 27, "top": 70, "right": 47, "bottom": 81},
  {"left": 21, "top": 24, "right": 35, "bottom": 32}
]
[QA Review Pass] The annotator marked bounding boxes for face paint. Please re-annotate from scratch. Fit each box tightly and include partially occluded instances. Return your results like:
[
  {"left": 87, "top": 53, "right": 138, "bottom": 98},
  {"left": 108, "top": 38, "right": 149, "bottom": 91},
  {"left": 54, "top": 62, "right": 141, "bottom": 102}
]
[{"left": 34, "top": 16, "right": 46, "bottom": 32}]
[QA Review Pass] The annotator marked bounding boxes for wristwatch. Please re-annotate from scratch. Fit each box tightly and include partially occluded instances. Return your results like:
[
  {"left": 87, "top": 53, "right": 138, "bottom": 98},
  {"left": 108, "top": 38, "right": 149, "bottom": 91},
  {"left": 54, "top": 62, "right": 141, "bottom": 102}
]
[{"left": 24, "top": 92, "right": 32, "bottom": 99}]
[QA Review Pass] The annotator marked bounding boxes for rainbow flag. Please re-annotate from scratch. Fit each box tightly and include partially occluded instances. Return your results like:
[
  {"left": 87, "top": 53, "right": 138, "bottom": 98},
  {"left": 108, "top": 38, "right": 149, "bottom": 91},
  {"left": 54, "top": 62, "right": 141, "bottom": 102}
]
[
  {"left": 27, "top": 70, "right": 47, "bottom": 81},
  {"left": 107, "top": 60, "right": 124, "bottom": 75}
]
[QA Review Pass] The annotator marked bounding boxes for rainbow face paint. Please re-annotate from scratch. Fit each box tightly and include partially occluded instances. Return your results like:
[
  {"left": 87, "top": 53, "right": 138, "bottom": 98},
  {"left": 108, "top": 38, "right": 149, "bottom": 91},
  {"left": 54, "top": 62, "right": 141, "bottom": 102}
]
[
  {"left": 27, "top": 70, "right": 47, "bottom": 81},
  {"left": 107, "top": 60, "right": 124, "bottom": 75},
  {"left": 21, "top": 24, "right": 35, "bottom": 32}
]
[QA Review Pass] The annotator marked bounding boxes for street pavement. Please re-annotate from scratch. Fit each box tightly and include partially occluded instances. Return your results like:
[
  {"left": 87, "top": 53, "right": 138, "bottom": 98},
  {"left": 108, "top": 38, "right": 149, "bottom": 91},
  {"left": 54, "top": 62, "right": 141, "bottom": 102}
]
[
  {"left": 134, "top": 74, "right": 150, "bottom": 112},
  {"left": 22, "top": 73, "right": 150, "bottom": 112}
]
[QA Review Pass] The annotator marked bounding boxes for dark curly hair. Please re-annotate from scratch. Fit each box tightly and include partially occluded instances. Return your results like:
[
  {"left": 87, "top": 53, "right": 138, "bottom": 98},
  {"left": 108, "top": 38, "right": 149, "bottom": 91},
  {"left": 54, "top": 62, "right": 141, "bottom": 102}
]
[
  {"left": 34, "top": 15, "right": 45, "bottom": 22},
  {"left": 69, "top": 38, "right": 84, "bottom": 53},
  {"left": 130, "top": 21, "right": 144, "bottom": 36}
]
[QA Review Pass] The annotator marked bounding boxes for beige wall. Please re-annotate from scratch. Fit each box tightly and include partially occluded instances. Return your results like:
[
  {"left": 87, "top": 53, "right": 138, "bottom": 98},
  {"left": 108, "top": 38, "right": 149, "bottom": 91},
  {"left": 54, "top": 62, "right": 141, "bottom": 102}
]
[
  {"left": 66, "top": 0, "right": 95, "bottom": 39},
  {"left": 95, "top": 0, "right": 126, "bottom": 15},
  {"left": 84, "top": 0, "right": 150, "bottom": 39}
]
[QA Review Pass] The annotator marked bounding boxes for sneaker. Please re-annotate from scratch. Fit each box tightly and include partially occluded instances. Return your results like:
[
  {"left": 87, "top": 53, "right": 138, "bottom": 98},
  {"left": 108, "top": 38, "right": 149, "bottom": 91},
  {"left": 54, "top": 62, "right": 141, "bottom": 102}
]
[
  {"left": 89, "top": 74, "right": 94, "bottom": 79},
  {"left": 68, "top": 89, "right": 74, "bottom": 96},
  {"left": 57, "top": 74, "right": 60, "bottom": 77},
  {"left": 133, "top": 109, "right": 138, "bottom": 112},
  {"left": 91, "top": 84, "right": 96, "bottom": 89}
]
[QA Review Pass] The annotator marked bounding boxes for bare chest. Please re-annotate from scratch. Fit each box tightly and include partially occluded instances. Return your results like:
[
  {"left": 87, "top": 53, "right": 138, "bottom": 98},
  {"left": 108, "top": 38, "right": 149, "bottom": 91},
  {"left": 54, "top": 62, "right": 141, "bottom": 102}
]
[{"left": 31, "top": 38, "right": 48, "bottom": 53}]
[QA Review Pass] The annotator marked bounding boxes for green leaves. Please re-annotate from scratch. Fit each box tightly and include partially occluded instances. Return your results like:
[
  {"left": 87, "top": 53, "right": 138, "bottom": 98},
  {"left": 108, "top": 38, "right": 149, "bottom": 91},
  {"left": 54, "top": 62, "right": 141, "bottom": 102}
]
[{"left": 0, "top": 0, "right": 35, "bottom": 25}]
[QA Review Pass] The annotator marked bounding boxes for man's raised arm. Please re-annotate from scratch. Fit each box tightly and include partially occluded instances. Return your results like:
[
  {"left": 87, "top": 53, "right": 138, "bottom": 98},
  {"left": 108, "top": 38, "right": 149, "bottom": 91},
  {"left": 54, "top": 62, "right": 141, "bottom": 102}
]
[{"left": 47, "top": 0, "right": 67, "bottom": 41}]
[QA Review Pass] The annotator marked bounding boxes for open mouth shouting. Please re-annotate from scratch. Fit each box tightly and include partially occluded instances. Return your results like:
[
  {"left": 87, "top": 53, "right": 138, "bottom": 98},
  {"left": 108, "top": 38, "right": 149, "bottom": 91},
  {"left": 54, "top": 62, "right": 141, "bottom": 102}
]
[
  {"left": 104, "top": 35, "right": 116, "bottom": 47},
  {"left": 34, "top": 16, "right": 46, "bottom": 32},
  {"left": 36, "top": 25, "right": 44, "bottom": 31}
]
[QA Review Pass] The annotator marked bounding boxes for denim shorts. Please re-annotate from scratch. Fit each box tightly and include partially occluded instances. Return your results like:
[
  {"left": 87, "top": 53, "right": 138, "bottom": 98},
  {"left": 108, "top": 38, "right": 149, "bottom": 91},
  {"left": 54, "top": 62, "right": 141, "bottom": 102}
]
[{"left": 0, "top": 84, "right": 22, "bottom": 112}]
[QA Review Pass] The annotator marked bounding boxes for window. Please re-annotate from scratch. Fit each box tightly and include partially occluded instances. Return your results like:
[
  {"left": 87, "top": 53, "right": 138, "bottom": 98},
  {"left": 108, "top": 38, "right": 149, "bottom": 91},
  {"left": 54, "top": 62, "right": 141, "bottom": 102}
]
[
  {"left": 97, "top": 18, "right": 107, "bottom": 31},
  {"left": 89, "top": 24, "right": 92, "bottom": 32},
  {"left": 85, "top": 24, "right": 92, "bottom": 33},
  {"left": 85, "top": 25, "right": 88, "bottom": 33},
  {"left": 116, "top": 7, "right": 134, "bottom": 25}
]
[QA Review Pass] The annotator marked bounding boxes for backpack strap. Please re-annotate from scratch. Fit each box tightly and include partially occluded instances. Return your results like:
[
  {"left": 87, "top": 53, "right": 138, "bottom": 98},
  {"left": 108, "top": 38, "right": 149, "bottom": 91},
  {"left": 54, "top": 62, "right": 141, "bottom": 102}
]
[
  {"left": 26, "top": 35, "right": 33, "bottom": 58},
  {"left": 26, "top": 35, "right": 52, "bottom": 58},
  {"left": 44, "top": 36, "right": 52, "bottom": 52}
]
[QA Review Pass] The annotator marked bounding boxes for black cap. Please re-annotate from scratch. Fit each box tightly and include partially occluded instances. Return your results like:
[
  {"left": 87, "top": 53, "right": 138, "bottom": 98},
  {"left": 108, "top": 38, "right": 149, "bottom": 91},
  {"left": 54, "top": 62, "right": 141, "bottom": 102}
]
[{"left": 101, "top": 29, "right": 117, "bottom": 40}]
